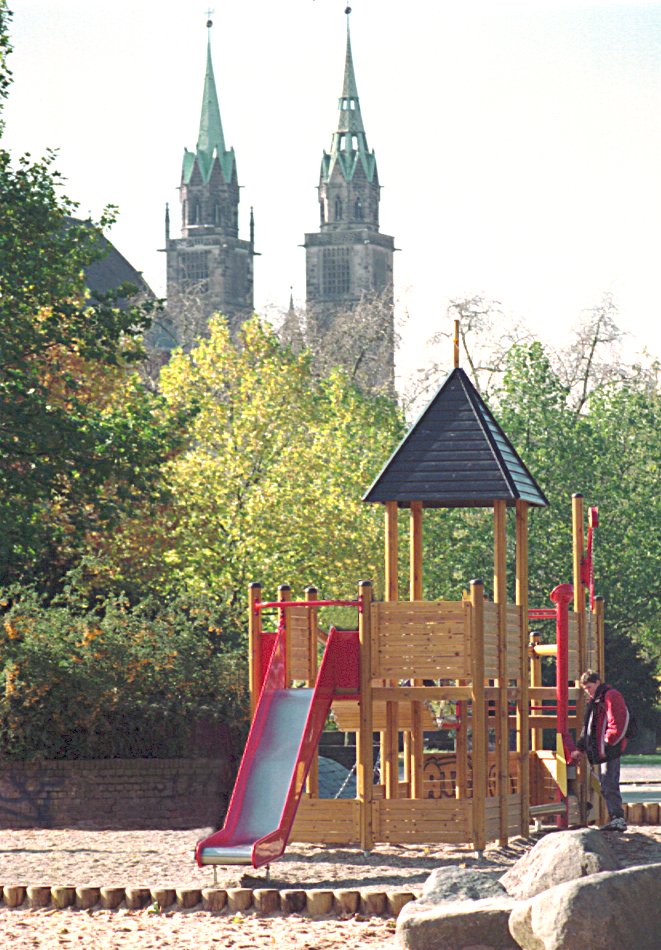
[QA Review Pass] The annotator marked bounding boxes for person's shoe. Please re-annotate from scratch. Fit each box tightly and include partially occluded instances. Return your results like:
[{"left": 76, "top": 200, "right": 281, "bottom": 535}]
[{"left": 602, "top": 816, "right": 627, "bottom": 832}]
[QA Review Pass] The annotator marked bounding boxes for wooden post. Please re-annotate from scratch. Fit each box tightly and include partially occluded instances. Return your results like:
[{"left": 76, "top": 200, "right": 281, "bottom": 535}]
[
  {"left": 494, "top": 500, "right": 509, "bottom": 847},
  {"left": 410, "top": 501, "right": 424, "bottom": 799},
  {"left": 306, "top": 585, "right": 319, "bottom": 798},
  {"left": 572, "top": 494, "right": 588, "bottom": 823},
  {"left": 358, "top": 581, "right": 374, "bottom": 851},
  {"left": 383, "top": 501, "right": 399, "bottom": 799},
  {"left": 470, "top": 580, "right": 487, "bottom": 852},
  {"left": 278, "top": 584, "right": 291, "bottom": 688},
  {"left": 385, "top": 501, "right": 399, "bottom": 601},
  {"left": 515, "top": 500, "right": 530, "bottom": 837},
  {"left": 454, "top": 319, "right": 460, "bottom": 369},
  {"left": 248, "top": 583, "right": 262, "bottom": 718}
]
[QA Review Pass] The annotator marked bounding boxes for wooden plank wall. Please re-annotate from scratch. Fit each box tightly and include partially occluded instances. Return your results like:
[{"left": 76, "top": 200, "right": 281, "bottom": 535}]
[
  {"left": 371, "top": 601, "right": 470, "bottom": 680},
  {"left": 291, "top": 797, "right": 361, "bottom": 845},
  {"left": 288, "top": 606, "right": 313, "bottom": 682},
  {"left": 506, "top": 606, "right": 523, "bottom": 679},
  {"left": 483, "top": 603, "right": 499, "bottom": 679},
  {"left": 375, "top": 798, "right": 472, "bottom": 844}
]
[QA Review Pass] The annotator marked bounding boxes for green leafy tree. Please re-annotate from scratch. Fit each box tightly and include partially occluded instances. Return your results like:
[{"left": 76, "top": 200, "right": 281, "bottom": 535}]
[
  {"left": 102, "top": 316, "right": 403, "bottom": 627},
  {"left": 0, "top": 5, "right": 177, "bottom": 590}
]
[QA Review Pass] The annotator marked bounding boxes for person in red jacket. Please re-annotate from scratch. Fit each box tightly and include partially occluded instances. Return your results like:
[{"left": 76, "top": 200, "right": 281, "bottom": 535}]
[{"left": 572, "top": 669, "right": 630, "bottom": 831}]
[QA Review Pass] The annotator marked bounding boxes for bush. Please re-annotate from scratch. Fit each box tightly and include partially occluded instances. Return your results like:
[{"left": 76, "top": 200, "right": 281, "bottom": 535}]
[{"left": 0, "top": 586, "right": 249, "bottom": 759}]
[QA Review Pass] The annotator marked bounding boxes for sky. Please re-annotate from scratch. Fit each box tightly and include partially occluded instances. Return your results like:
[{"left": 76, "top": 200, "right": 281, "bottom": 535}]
[{"left": 3, "top": 0, "right": 661, "bottom": 387}]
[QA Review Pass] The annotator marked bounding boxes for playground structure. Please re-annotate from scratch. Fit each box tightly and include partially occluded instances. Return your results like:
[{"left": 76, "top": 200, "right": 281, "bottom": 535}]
[{"left": 196, "top": 333, "right": 605, "bottom": 869}]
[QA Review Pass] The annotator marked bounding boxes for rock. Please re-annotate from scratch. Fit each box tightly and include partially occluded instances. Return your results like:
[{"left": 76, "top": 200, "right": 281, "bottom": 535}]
[
  {"left": 500, "top": 829, "right": 619, "bottom": 899},
  {"left": 509, "top": 862, "right": 661, "bottom": 950},
  {"left": 397, "top": 868, "right": 516, "bottom": 949},
  {"left": 422, "top": 867, "right": 507, "bottom": 902},
  {"left": 397, "top": 896, "right": 519, "bottom": 949}
]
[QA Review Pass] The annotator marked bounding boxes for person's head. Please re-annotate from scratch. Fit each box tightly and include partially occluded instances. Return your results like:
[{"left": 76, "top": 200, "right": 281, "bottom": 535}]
[{"left": 580, "top": 669, "right": 602, "bottom": 698}]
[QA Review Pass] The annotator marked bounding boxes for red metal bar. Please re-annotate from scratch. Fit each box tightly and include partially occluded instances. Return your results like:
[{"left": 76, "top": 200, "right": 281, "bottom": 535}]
[
  {"left": 255, "top": 598, "right": 361, "bottom": 612},
  {"left": 528, "top": 609, "right": 556, "bottom": 620}
]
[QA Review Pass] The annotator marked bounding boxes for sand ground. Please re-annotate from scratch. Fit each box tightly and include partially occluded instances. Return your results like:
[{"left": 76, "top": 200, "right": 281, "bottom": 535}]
[{"left": 1, "top": 826, "right": 660, "bottom": 948}]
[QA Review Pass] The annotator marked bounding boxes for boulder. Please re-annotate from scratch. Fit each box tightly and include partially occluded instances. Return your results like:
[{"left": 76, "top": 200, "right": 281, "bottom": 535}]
[
  {"left": 398, "top": 896, "right": 518, "bottom": 950},
  {"left": 397, "top": 868, "right": 517, "bottom": 950},
  {"left": 509, "top": 862, "right": 661, "bottom": 950},
  {"left": 500, "top": 829, "right": 619, "bottom": 899}
]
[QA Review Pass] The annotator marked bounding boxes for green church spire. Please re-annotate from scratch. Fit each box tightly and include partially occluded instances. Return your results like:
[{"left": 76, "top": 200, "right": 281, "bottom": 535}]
[
  {"left": 323, "top": 16, "right": 377, "bottom": 184},
  {"left": 182, "top": 20, "right": 235, "bottom": 185}
]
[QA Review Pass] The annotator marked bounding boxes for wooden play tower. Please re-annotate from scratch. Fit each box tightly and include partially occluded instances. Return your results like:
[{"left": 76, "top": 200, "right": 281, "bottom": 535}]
[{"left": 244, "top": 339, "right": 605, "bottom": 855}]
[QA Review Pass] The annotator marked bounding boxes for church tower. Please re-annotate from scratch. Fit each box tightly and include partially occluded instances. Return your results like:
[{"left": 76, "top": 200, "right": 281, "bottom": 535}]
[
  {"left": 304, "top": 13, "right": 395, "bottom": 391},
  {"left": 165, "top": 20, "right": 254, "bottom": 344}
]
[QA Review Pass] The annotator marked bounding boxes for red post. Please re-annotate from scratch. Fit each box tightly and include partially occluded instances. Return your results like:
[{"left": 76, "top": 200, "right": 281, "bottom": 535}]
[{"left": 550, "top": 583, "right": 574, "bottom": 742}]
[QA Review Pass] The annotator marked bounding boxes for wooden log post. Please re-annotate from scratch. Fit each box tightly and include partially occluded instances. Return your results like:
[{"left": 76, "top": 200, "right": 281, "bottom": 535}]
[
  {"left": 470, "top": 580, "right": 487, "bottom": 852},
  {"left": 248, "top": 582, "right": 262, "bottom": 718},
  {"left": 515, "top": 500, "right": 530, "bottom": 836},
  {"left": 410, "top": 500, "right": 424, "bottom": 800},
  {"left": 494, "top": 499, "right": 509, "bottom": 847},
  {"left": 306, "top": 585, "right": 320, "bottom": 798},
  {"left": 384, "top": 502, "right": 399, "bottom": 799},
  {"left": 358, "top": 580, "right": 374, "bottom": 851}
]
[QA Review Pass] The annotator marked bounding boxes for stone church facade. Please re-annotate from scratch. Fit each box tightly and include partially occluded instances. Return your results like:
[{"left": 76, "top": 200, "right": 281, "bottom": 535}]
[{"left": 164, "top": 17, "right": 394, "bottom": 389}]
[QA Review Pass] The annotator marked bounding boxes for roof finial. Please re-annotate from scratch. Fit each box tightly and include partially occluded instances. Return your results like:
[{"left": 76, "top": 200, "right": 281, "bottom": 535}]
[{"left": 206, "top": 8, "right": 214, "bottom": 29}]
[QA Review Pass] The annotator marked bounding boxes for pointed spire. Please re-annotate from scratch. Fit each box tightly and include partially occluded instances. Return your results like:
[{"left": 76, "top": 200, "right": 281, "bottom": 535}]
[
  {"left": 324, "top": 12, "right": 376, "bottom": 183},
  {"left": 197, "top": 23, "right": 226, "bottom": 157},
  {"left": 182, "top": 18, "right": 235, "bottom": 185}
]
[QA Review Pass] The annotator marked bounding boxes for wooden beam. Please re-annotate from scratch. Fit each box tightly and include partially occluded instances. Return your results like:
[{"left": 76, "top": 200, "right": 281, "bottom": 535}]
[
  {"left": 494, "top": 499, "right": 509, "bottom": 847},
  {"left": 373, "top": 686, "right": 473, "bottom": 702},
  {"left": 385, "top": 501, "right": 399, "bottom": 601},
  {"left": 357, "top": 581, "right": 374, "bottom": 851},
  {"left": 515, "top": 499, "right": 530, "bottom": 837},
  {"left": 410, "top": 500, "right": 424, "bottom": 799},
  {"left": 384, "top": 502, "right": 399, "bottom": 800},
  {"left": 470, "top": 579, "right": 487, "bottom": 852}
]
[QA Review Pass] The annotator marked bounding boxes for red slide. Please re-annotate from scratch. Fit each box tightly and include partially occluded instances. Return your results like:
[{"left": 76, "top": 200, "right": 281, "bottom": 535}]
[{"left": 195, "top": 626, "right": 359, "bottom": 870}]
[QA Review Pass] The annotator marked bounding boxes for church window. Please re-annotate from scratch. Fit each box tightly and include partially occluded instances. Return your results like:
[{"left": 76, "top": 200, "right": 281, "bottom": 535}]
[
  {"left": 181, "top": 251, "right": 210, "bottom": 287},
  {"left": 322, "top": 247, "right": 350, "bottom": 297},
  {"left": 335, "top": 197, "right": 343, "bottom": 220},
  {"left": 354, "top": 198, "right": 363, "bottom": 220},
  {"left": 214, "top": 203, "right": 223, "bottom": 226}
]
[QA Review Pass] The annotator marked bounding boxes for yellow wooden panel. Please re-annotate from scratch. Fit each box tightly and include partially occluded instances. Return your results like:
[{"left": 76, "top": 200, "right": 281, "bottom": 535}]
[
  {"left": 375, "top": 798, "right": 471, "bottom": 844},
  {"left": 291, "top": 797, "right": 361, "bottom": 844},
  {"left": 370, "top": 601, "right": 471, "bottom": 681},
  {"left": 332, "top": 700, "right": 436, "bottom": 732},
  {"left": 288, "top": 607, "right": 312, "bottom": 681}
]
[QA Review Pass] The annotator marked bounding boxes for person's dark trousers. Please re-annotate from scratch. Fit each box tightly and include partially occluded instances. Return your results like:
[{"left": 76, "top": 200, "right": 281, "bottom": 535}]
[{"left": 599, "top": 758, "right": 624, "bottom": 819}]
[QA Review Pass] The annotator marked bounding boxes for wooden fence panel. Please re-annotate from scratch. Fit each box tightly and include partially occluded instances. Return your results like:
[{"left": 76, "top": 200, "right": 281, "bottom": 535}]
[{"left": 371, "top": 602, "right": 470, "bottom": 680}]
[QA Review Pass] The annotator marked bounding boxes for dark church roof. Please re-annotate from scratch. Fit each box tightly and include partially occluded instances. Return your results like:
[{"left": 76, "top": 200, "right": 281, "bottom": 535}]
[
  {"left": 363, "top": 367, "right": 548, "bottom": 509},
  {"left": 84, "top": 236, "right": 152, "bottom": 301}
]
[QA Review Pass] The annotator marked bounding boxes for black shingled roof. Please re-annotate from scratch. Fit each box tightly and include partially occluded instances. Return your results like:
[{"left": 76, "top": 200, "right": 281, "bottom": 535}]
[{"left": 363, "top": 368, "right": 548, "bottom": 509}]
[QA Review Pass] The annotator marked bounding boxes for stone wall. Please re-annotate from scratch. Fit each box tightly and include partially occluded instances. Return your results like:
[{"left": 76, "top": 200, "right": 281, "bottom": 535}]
[{"left": 0, "top": 757, "right": 234, "bottom": 830}]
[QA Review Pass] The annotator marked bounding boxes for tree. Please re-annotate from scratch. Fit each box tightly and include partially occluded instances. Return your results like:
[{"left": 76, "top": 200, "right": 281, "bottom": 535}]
[
  {"left": 101, "top": 316, "right": 404, "bottom": 626},
  {"left": 0, "top": 7, "right": 176, "bottom": 590},
  {"left": 305, "top": 289, "right": 400, "bottom": 397}
]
